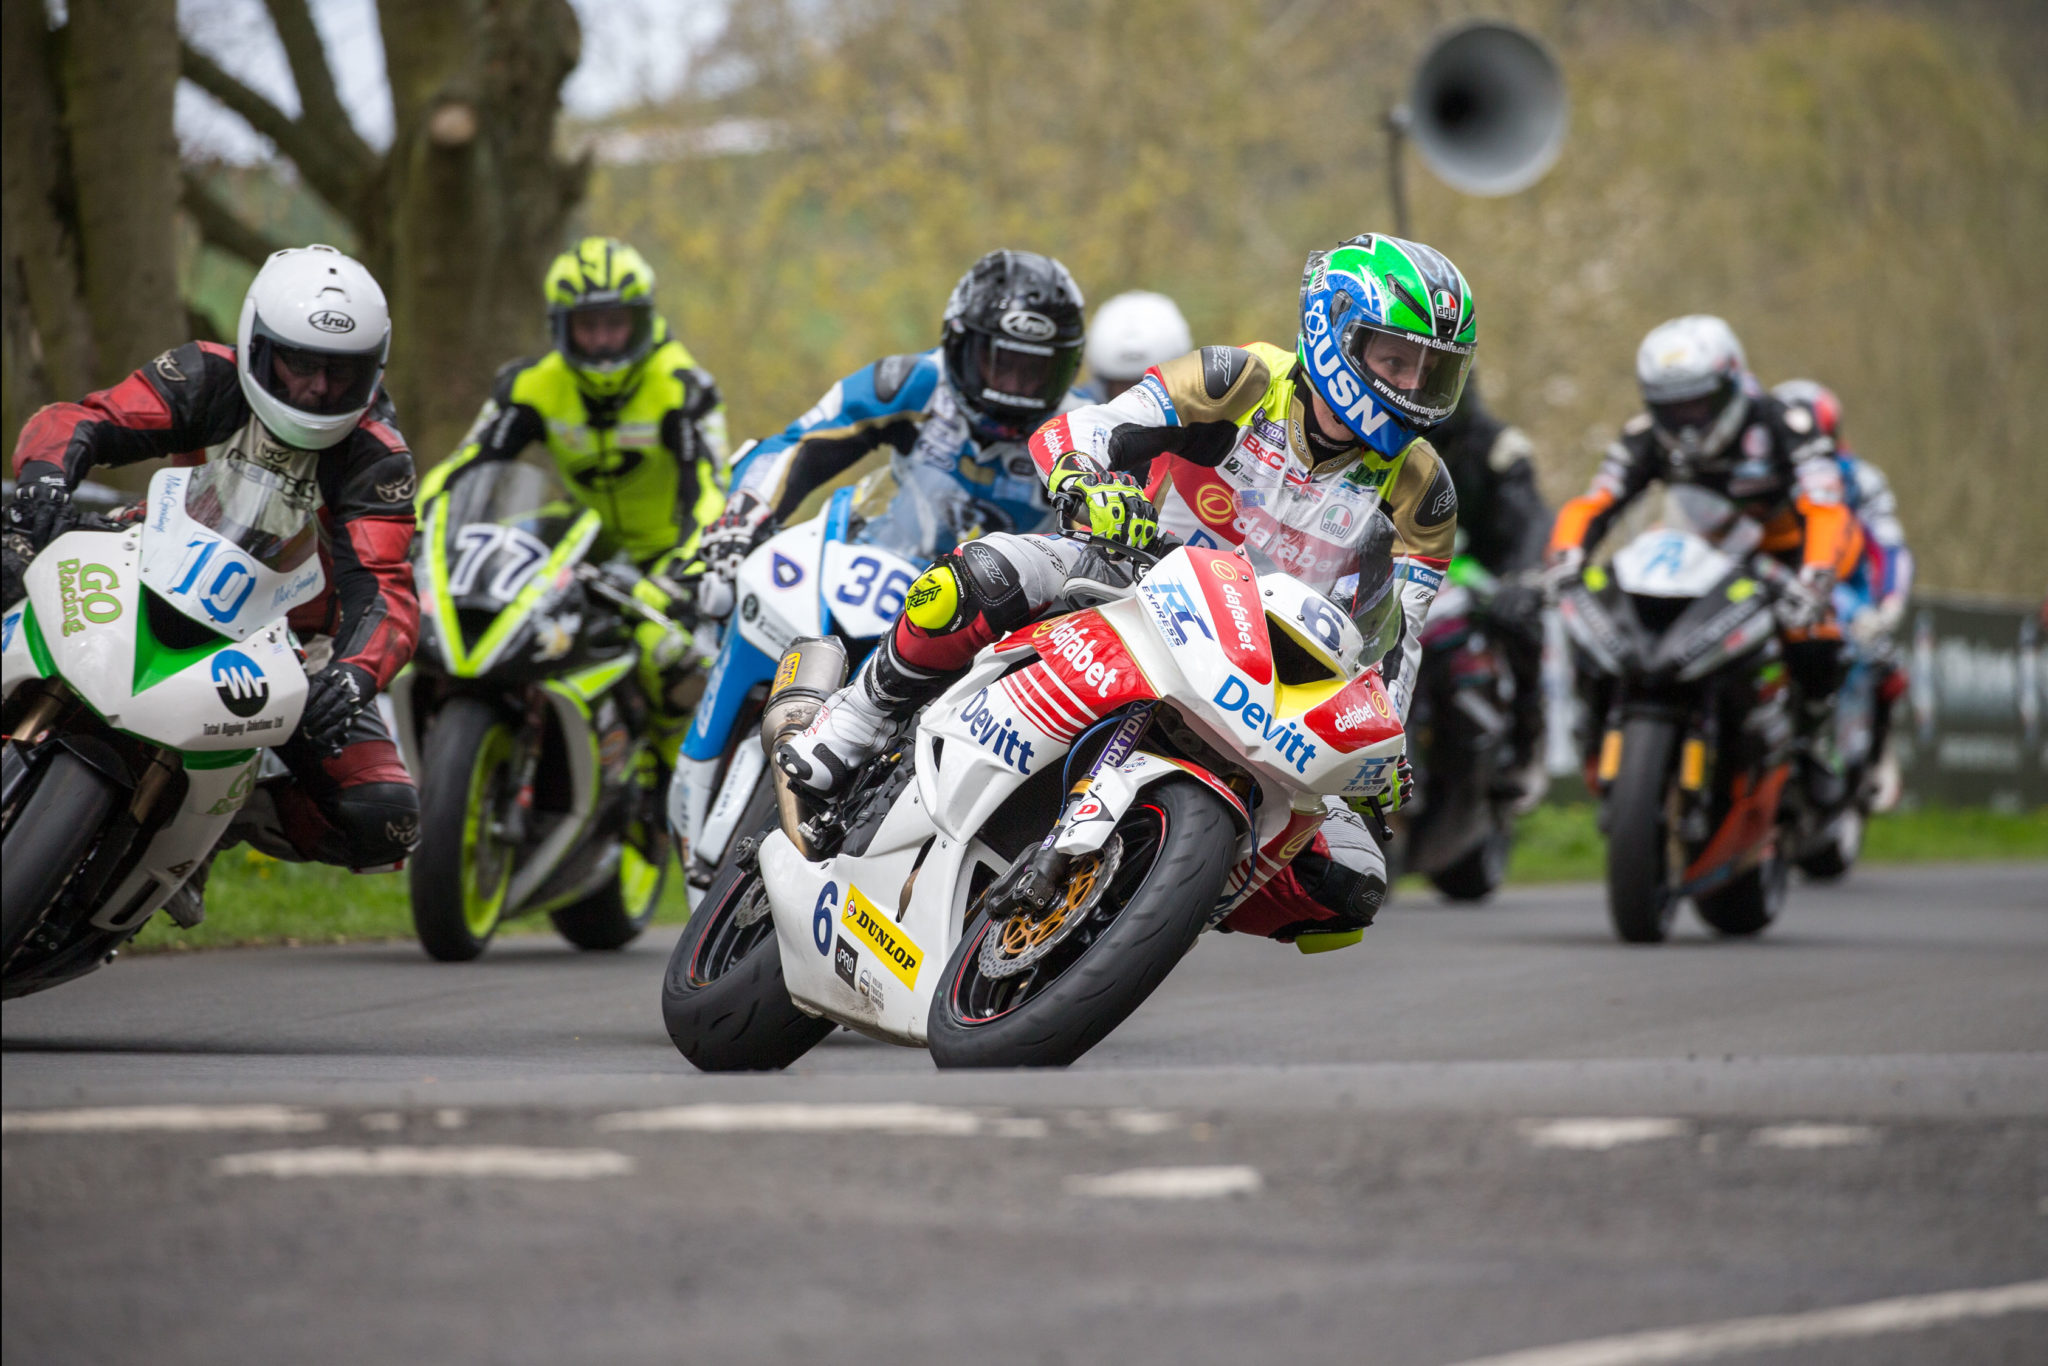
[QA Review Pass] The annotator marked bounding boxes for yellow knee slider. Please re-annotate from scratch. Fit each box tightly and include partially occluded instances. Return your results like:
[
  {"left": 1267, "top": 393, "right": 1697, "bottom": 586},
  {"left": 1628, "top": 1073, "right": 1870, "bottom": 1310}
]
[{"left": 904, "top": 563, "right": 963, "bottom": 632}]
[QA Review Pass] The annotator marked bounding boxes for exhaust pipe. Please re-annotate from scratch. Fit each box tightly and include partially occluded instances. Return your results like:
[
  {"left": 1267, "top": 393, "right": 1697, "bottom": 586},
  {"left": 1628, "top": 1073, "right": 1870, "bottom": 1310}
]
[{"left": 760, "top": 637, "right": 847, "bottom": 859}]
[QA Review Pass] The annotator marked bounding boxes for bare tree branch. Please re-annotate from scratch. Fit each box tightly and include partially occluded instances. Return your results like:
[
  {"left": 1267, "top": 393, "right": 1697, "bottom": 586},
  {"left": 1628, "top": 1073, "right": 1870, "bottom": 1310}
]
[
  {"left": 178, "top": 40, "right": 366, "bottom": 223},
  {"left": 181, "top": 170, "right": 288, "bottom": 267},
  {"left": 259, "top": 0, "right": 377, "bottom": 177}
]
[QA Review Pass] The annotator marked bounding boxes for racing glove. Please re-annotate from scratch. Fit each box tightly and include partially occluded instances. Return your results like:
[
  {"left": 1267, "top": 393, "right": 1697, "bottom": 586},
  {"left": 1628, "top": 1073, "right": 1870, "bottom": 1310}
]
[
  {"left": 701, "top": 491, "right": 774, "bottom": 582},
  {"left": 4, "top": 470, "right": 75, "bottom": 555},
  {"left": 1344, "top": 755, "right": 1414, "bottom": 817},
  {"left": 1774, "top": 564, "right": 1833, "bottom": 631},
  {"left": 300, "top": 662, "right": 377, "bottom": 758},
  {"left": 1541, "top": 545, "right": 1586, "bottom": 601},
  {"left": 1048, "top": 452, "right": 1158, "bottom": 550}
]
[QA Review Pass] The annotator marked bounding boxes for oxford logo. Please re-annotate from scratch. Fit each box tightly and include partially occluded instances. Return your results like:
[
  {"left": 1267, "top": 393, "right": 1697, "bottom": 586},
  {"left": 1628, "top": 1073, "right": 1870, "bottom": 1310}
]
[
  {"left": 308, "top": 310, "right": 356, "bottom": 334},
  {"left": 999, "top": 310, "right": 1056, "bottom": 342}
]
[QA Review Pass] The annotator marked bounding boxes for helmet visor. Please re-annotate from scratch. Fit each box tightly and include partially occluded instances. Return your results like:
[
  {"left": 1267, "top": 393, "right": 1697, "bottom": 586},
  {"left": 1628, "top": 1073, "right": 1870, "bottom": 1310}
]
[
  {"left": 1339, "top": 321, "right": 1473, "bottom": 425},
  {"left": 248, "top": 334, "right": 383, "bottom": 417},
  {"left": 962, "top": 333, "right": 1081, "bottom": 417},
  {"left": 1649, "top": 380, "right": 1737, "bottom": 439},
  {"left": 557, "top": 302, "right": 655, "bottom": 372}
]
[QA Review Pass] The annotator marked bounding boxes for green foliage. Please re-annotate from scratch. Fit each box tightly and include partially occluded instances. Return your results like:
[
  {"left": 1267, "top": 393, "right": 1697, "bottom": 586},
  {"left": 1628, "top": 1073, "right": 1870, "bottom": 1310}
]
[
  {"left": 577, "top": 0, "right": 2045, "bottom": 594},
  {"left": 128, "top": 845, "right": 693, "bottom": 953}
]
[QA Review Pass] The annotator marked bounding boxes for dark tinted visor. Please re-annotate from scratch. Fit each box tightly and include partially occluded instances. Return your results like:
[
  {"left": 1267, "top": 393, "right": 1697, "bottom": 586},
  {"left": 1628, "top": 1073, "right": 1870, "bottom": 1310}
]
[
  {"left": 250, "top": 334, "right": 382, "bottom": 416},
  {"left": 559, "top": 302, "right": 655, "bottom": 370},
  {"left": 1649, "top": 384, "right": 1732, "bottom": 434},
  {"left": 1340, "top": 322, "right": 1472, "bottom": 422},
  {"left": 965, "top": 333, "right": 1081, "bottom": 414}
]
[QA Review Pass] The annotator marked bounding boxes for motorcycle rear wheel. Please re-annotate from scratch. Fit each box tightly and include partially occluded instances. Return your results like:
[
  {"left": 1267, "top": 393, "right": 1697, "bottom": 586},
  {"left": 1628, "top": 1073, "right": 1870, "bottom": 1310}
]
[
  {"left": 1605, "top": 717, "right": 1679, "bottom": 944},
  {"left": 928, "top": 778, "right": 1234, "bottom": 1069},
  {"left": 1430, "top": 825, "right": 1512, "bottom": 902},
  {"left": 2, "top": 749, "right": 123, "bottom": 964},
  {"left": 1795, "top": 807, "right": 1862, "bottom": 882},
  {"left": 1694, "top": 853, "right": 1787, "bottom": 937},
  {"left": 549, "top": 812, "right": 669, "bottom": 951},
  {"left": 661, "top": 849, "right": 833, "bottom": 1072},
  {"left": 409, "top": 699, "right": 519, "bottom": 962}
]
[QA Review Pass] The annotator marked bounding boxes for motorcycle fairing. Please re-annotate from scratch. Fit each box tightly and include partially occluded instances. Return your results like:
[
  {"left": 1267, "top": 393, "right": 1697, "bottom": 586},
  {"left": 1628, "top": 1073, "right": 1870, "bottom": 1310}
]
[
  {"left": 417, "top": 494, "right": 603, "bottom": 677},
  {"left": 1611, "top": 528, "right": 1737, "bottom": 599},
  {"left": 137, "top": 469, "right": 326, "bottom": 642},
  {"left": 86, "top": 753, "right": 261, "bottom": 933},
  {"left": 11, "top": 528, "right": 306, "bottom": 751}
]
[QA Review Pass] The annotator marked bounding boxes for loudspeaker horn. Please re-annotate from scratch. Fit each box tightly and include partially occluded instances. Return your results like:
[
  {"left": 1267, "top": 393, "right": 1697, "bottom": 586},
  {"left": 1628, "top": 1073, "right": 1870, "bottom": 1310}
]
[{"left": 1402, "top": 21, "right": 1567, "bottom": 198}]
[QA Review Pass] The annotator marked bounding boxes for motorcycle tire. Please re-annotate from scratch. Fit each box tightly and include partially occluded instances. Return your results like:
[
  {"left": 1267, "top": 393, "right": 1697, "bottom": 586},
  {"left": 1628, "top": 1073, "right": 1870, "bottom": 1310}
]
[
  {"left": 1795, "top": 808, "right": 1863, "bottom": 882},
  {"left": 661, "top": 849, "right": 832, "bottom": 1072},
  {"left": 2, "top": 750, "right": 123, "bottom": 962},
  {"left": 1430, "top": 826, "right": 1512, "bottom": 902},
  {"left": 549, "top": 826, "right": 668, "bottom": 951},
  {"left": 1605, "top": 716, "right": 1679, "bottom": 944},
  {"left": 409, "top": 698, "right": 520, "bottom": 962},
  {"left": 1694, "top": 852, "right": 1787, "bottom": 937},
  {"left": 928, "top": 778, "right": 1235, "bottom": 1069}
]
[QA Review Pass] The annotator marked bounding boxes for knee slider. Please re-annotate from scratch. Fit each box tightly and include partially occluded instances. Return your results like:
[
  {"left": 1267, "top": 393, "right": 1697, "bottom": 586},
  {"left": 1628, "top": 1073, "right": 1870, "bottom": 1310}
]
[
  {"left": 903, "top": 561, "right": 966, "bottom": 633},
  {"left": 957, "top": 541, "right": 1031, "bottom": 634},
  {"left": 1292, "top": 848, "right": 1384, "bottom": 930}
]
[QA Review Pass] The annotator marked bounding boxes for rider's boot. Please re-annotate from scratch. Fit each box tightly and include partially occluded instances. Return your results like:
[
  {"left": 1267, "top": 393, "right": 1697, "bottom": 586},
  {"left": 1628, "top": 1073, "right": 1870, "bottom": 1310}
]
[{"left": 775, "top": 636, "right": 948, "bottom": 796}]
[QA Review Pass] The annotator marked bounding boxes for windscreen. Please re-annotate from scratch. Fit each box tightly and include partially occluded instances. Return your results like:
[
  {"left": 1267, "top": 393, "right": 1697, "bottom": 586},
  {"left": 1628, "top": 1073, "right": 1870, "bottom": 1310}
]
[
  {"left": 437, "top": 460, "right": 580, "bottom": 607},
  {"left": 1238, "top": 475, "right": 1402, "bottom": 663},
  {"left": 183, "top": 456, "right": 320, "bottom": 572},
  {"left": 850, "top": 457, "right": 981, "bottom": 560}
]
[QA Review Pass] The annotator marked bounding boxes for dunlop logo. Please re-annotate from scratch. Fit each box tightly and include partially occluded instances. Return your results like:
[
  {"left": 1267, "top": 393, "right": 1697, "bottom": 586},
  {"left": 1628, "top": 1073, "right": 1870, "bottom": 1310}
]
[{"left": 841, "top": 885, "right": 921, "bottom": 990}]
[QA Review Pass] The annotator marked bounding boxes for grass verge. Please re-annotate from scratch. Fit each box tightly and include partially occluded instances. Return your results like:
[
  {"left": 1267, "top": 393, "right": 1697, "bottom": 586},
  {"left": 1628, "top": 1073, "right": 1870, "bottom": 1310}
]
[{"left": 130, "top": 845, "right": 693, "bottom": 953}]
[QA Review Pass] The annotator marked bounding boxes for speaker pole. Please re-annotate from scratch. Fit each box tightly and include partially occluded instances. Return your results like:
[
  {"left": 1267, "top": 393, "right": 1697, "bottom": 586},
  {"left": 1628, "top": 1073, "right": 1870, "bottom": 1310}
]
[{"left": 1383, "top": 103, "right": 1414, "bottom": 240}]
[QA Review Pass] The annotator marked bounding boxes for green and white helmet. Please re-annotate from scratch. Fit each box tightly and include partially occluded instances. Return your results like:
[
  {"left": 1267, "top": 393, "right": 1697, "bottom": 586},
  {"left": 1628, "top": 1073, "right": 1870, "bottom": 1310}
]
[{"left": 1298, "top": 234, "right": 1477, "bottom": 457}]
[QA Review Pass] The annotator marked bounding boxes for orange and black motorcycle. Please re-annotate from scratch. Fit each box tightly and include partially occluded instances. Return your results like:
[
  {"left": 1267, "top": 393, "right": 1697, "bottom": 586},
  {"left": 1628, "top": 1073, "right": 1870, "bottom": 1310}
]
[{"left": 1557, "top": 492, "right": 1814, "bottom": 943}]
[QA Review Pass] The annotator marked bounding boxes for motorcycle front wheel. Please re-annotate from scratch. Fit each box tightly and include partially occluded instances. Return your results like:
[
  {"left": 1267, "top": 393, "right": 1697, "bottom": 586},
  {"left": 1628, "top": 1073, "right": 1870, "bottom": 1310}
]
[
  {"left": 928, "top": 778, "right": 1235, "bottom": 1069},
  {"left": 2, "top": 749, "right": 123, "bottom": 963},
  {"left": 409, "top": 698, "right": 520, "bottom": 962},
  {"left": 1605, "top": 716, "right": 1679, "bottom": 944}
]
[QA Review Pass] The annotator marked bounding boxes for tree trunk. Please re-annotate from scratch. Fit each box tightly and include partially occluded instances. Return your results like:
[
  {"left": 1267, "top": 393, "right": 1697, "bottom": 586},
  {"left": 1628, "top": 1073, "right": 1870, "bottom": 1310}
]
[
  {"left": 0, "top": 0, "right": 95, "bottom": 415},
  {"left": 61, "top": 0, "right": 186, "bottom": 386},
  {"left": 378, "top": 0, "right": 587, "bottom": 463}
]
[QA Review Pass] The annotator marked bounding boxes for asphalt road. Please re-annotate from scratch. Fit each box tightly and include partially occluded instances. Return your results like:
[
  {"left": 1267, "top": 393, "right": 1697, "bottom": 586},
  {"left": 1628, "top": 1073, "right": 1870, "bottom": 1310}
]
[{"left": 4, "top": 863, "right": 2045, "bottom": 1365}]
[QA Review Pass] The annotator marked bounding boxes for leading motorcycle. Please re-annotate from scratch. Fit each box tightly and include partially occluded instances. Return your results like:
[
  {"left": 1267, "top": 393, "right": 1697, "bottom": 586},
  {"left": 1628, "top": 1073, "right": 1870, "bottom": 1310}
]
[
  {"left": 2, "top": 464, "right": 319, "bottom": 997},
  {"left": 662, "top": 487, "right": 1410, "bottom": 1071}
]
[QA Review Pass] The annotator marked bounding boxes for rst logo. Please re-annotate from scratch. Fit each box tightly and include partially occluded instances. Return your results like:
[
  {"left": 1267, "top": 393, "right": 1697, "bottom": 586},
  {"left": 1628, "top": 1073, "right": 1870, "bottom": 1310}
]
[
  {"left": 958, "top": 688, "right": 1037, "bottom": 773},
  {"left": 1211, "top": 675, "right": 1319, "bottom": 773}
]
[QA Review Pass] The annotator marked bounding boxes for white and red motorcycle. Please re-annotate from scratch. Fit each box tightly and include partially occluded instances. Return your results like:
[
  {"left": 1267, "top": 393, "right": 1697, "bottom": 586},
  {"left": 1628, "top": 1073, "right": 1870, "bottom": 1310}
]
[{"left": 662, "top": 488, "right": 1409, "bottom": 1070}]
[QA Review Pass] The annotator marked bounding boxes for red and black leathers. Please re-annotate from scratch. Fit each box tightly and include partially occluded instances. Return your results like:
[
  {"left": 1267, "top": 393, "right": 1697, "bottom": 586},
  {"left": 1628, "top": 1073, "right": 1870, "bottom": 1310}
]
[{"left": 10, "top": 340, "right": 421, "bottom": 867}]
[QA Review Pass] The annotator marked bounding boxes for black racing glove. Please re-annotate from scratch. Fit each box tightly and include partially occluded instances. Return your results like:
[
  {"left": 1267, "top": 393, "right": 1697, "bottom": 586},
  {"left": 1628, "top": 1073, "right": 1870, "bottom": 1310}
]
[
  {"left": 300, "top": 662, "right": 377, "bottom": 757},
  {"left": 5, "top": 470, "right": 75, "bottom": 554}
]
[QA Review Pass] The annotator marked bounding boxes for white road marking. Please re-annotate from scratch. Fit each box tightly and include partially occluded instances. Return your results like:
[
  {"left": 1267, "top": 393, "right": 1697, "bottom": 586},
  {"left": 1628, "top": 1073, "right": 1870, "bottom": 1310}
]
[
  {"left": 215, "top": 1146, "right": 634, "bottom": 1180},
  {"left": 1438, "top": 1278, "right": 2048, "bottom": 1366},
  {"left": 432, "top": 1108, "right": 468, "bottom": 1130},
  {"left": 359, "top": 1112, "right": 404, "bottom": 1133},
  {"left": 1750, "top": 1123, "right": 1879, "bottom": 1149},
  {"left": 594, "top": 1103, "right": 986, "bottom": 1136},
  {"left": 1106, "top": 1109, "right": 1181, "bottom": 1135},
  {"left": 1519, "top": 1118, "right": 1688, "bottom": 1151},
  {"left": 2, "top": 1106, "right": 326, "bottom": 1135},
  {"left": 1066, "top": 1165, "right": 1264, "bottom": 1199}
]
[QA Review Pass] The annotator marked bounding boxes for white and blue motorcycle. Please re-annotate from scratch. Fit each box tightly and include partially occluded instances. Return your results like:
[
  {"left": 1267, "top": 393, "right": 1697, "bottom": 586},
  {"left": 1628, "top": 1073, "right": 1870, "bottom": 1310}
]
[
  {"left": 667, "top": 471, "right": 938, "bottom": 891},
  {"left": 2, "top": 464, "right": 322, "bottom": 997}
]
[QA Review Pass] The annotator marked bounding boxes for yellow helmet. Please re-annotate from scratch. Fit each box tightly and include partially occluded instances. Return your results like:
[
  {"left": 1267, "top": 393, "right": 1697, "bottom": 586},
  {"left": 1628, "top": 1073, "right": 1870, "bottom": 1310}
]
[{"left": 545, "top": 236, "right": 661, "bottom": 399}]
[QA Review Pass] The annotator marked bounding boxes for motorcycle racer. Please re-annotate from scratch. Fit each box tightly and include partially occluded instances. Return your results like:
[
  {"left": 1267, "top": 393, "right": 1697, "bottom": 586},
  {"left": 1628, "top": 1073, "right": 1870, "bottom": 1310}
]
[
  {"left": 1547, "top": 316, "right": 1863, "bottom": 796},
  {"left": 1774, "top": 377, "right": 1913, "bottom": 808},
  {"left": 2, "top": 244, "right": 420, "bottom": 874},
  {"left": 696, "top": 249, "right": 1090, "bottom": 617},
  {"left": 419, "top": 236, "right": 728, "bottom": 755},
  {"left": 777, "top": 233, "right": 1478, "bottom": 942}
]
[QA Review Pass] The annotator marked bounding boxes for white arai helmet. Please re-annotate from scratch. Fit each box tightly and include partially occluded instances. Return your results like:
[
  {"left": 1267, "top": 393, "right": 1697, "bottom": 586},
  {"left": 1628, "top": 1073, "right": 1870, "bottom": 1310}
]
[
  {"left": 236, "top": 245, "right": 391, "bottom": 451},
  {"left": 1084, "top": 290, "right": 1193, "bottom": 391},
  {"left": 1635, "top": 314, "right": 1752, "bottom": 467}
]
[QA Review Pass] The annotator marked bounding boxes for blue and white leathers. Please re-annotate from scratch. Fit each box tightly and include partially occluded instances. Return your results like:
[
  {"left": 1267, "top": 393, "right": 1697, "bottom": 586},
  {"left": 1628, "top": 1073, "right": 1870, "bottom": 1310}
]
[{"left": 730, "top": 348, "right": 1084, "bottom": 545}]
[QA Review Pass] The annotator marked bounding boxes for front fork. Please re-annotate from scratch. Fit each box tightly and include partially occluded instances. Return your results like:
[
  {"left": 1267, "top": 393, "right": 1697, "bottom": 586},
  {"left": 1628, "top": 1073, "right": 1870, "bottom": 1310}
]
[{"left": 986, "top": 702, "right": 1155, "bottom": 918}]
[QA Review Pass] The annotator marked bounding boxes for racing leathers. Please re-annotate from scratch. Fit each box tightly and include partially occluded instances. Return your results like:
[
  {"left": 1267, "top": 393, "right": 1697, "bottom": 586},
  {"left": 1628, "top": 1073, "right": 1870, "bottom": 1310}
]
[
  {"left": 1426, "top": 384, "right": 1550, "bottom": 782},
  {"left": 780, "top": 343, "right": 1459, "bottom": 944},
  {"left": 1548, "top": 390, "right": 1863, "bottom": 784},
  {"left": 8, "top": 340, "right": 421, "bottom": 868},
  {"left": 708, "top": 348, "right": 1081, "bottom": 596},
  {"left": 424, "top": 338, "right": 728, "bottom": 754},
  {"left": 1836, "top": 452, "right": 1913, "bottom": 803}
]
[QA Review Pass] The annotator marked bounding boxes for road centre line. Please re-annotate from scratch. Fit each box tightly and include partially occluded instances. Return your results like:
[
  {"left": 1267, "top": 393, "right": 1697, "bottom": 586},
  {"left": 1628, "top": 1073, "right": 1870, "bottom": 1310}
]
[
  {"left": 1749, "top": 1123, "right": 1879, "bottom": 1148},
  {"left": 594, "top": 1103, "right": 987, "bottom": 1135},
  {"left": 1065, "top": 1166, "right": 1264, "bottom": 1199},
  {"left": 1519, "top": 1118, "right": 1688, "bottom": 1150},
  {"left": 1437, "top": 1278, "right": 2048, "bottom": 1366},
  {"left": 215, "top": 1146, "right": 634, "bottom": 1180},
  {"left": 2, "top": 1105, "right": 326, "bottom": 1134}
]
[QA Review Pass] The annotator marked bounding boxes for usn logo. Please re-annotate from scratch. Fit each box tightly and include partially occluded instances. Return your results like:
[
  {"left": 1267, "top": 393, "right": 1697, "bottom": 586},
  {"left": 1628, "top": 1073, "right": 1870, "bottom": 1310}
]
[
  {"left": 211, "top": 650, "right": 270, "bottom": 718},
  {"left": 1211, "top": 675, "right": 1319, "bottom": 774},
  {"left": 958, "top": 687, "right": 1036, "bottom": 774},
  {"left": 1300, "top": 304, "right": 1390, "bottom": 439}
]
